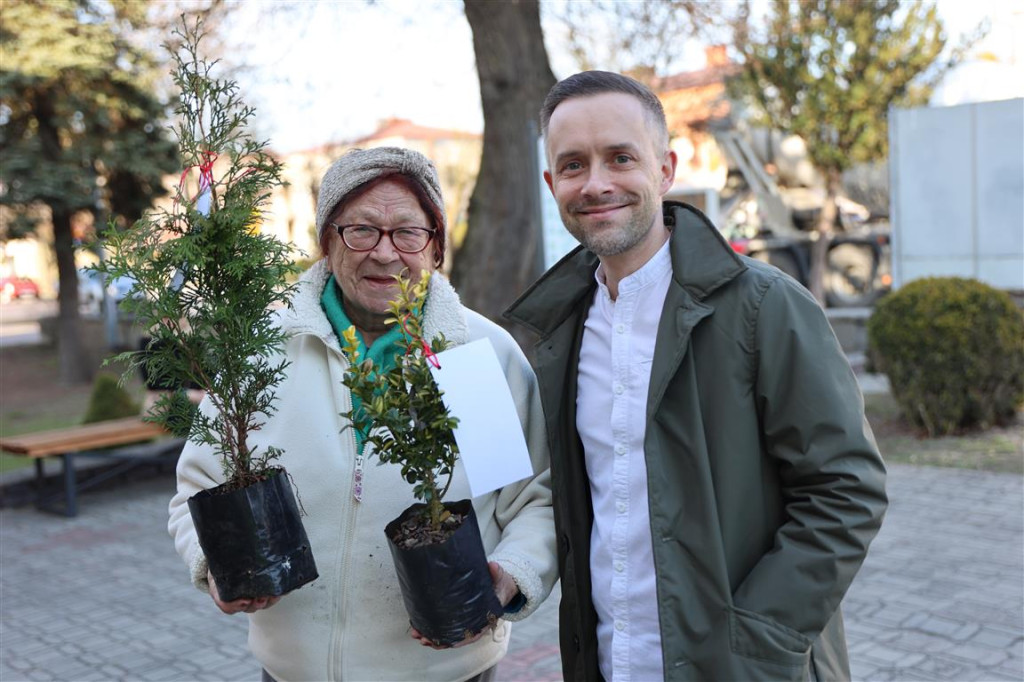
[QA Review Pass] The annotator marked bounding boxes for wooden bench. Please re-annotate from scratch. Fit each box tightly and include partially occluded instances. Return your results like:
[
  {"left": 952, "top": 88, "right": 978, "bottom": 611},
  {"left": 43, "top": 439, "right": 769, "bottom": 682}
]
[{"left": 0, "top": 417, "right": 185, "bottom": 517}]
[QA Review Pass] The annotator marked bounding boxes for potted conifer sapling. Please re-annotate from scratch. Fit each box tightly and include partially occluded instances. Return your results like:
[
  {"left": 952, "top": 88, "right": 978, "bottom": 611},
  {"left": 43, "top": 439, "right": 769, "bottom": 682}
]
[
  {"left": 96, "top": 19, "right": 317, "bottom": 602},
  {"left": 340, "top": 273, "right": 502, "bottom": 646}
]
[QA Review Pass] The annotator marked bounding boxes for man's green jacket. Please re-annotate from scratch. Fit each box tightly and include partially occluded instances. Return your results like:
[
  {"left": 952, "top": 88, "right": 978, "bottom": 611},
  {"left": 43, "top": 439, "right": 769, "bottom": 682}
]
[{"left": 505, "top": 202, "right": 888, "bottom": 681}]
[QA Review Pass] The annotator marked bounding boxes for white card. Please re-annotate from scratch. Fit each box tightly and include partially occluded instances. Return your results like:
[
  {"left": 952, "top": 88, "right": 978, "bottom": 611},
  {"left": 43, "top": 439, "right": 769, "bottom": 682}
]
[{"left": 429, "top": 338, "right": 534, "bottom": 497}]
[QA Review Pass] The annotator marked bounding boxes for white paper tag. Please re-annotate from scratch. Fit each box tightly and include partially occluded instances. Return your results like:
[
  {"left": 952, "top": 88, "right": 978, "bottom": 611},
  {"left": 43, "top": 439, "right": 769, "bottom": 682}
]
[{"left": 429, "top": 338, "right": 534, "bottom": 497}]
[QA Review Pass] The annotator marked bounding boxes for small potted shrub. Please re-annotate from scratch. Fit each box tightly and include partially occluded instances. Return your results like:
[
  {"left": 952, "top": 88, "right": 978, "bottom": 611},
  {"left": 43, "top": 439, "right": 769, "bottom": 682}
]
[
  {"left": 340, "top": 272, "right": 502, "bottom": 646},
  {"left": 96, "top": 19, "right": 317, "bottom": 602}
]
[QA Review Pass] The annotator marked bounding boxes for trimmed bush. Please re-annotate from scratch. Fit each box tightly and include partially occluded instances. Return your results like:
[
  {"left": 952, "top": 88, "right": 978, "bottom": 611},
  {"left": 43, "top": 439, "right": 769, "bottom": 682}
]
[
  {"left": 868, "top": 277, "right": 1024, "bottom": 436},
  {"left": 82, "top": 373, "right": 140, "bottom": 424}
]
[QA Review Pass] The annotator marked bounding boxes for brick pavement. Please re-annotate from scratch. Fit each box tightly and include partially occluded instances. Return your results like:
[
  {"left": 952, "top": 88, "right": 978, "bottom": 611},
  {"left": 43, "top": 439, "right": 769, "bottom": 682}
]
[{"left": 1, "top": 463, "right": 1021, "bottom": 682}]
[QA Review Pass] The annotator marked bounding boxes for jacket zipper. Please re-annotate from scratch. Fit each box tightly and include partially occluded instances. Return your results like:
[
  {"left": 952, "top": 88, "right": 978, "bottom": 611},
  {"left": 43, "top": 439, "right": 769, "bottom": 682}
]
[{"left": 328, "top": 369, "right": 360, "bottom": 681}]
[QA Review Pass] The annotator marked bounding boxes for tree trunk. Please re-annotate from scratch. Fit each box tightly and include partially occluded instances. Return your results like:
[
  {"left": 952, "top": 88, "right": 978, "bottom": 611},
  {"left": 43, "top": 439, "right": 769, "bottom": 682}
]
[
  {"left": 455, "top": 0, "right": 556, "bottom": 349},
  {"left": 52, "top": 207, "right": 93, "bottom": 384},
  {"left": 33, "top": 91, "right": 92, "bottom": 384},
  {"left": 808, "top": 169, "right": 841, "bottom": 307}
]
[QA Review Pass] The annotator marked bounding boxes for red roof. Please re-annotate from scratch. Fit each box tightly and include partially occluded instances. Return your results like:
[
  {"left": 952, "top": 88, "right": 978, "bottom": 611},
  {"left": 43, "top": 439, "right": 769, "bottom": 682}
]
[
  {"left": 654, "top": 47, "right": 741, "bottom": 128},
  {"left": 652, "top": 62, "right": 740, "bottom": 94},
  {"left": 354, "top": 118, "right": 479, "bottom": 144}
]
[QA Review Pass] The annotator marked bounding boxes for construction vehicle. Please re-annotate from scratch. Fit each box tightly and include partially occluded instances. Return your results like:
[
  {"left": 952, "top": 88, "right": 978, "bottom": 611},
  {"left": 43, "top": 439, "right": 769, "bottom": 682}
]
[{"left": 671, "top": 127, "right": 892, "bottom": 307}]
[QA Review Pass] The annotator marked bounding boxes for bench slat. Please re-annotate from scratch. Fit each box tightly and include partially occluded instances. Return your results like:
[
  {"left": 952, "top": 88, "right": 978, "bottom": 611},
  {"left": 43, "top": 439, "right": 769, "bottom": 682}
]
[{"left": 0, "top": 417, "right": 169, "bottom": 458}]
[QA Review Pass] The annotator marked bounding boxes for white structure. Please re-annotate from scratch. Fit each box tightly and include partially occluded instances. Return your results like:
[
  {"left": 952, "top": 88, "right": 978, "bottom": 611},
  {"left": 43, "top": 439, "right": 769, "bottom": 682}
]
[{"left": 889, "top": 98, "right": 1024, "bottom": 291}]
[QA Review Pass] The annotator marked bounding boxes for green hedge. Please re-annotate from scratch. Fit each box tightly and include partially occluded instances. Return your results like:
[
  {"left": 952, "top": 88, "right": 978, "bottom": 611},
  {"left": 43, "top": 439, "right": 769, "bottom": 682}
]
[
  {"left": 867, "top": 277, "right": 1024, "bottom": 436},
  {"left": 82, "top": 373, "right": 139, "bottom": 424}
]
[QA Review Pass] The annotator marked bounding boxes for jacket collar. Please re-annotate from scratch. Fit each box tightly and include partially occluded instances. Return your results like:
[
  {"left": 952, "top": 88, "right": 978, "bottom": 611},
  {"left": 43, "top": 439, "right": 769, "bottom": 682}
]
[
  {"left": 505, "top": 201, "right": 746, "bottom": 336},
  {"left": 276, "top": 258, "right": 469, "bottom": 351}
]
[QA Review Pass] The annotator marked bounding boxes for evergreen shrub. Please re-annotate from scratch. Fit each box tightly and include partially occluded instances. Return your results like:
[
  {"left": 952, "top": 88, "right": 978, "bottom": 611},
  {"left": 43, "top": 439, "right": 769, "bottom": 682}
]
[
  {"left": 867, "top": 277, "right": 1024, "bottom": 436},
  {"left": 82, "top": 373, "right": 140, "bottom": 424}
]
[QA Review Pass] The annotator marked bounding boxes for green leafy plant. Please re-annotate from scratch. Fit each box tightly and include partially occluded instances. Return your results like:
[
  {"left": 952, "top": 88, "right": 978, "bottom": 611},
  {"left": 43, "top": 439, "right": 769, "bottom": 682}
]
[
  {"left": 340, "top": 272, "right": 460, "bottom": 531},
  {"left": 868, "top": 277, "right": 1024, "bottom": 436},
  {"left": 81, "top": 373, "right": 140, "bottom": 425},
  {"left": 95, "top": 18, "right": 300, "bottom": 488}
]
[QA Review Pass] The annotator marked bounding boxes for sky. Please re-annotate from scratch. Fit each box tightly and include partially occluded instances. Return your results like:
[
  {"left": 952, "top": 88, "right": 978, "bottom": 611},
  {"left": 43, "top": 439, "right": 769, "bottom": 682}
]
[{"left": 218, "top": 0, "right": 1023, "bottom": 155}]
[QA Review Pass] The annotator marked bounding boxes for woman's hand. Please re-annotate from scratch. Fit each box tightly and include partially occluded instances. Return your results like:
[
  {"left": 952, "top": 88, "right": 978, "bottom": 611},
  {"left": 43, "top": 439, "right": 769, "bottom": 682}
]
[
  {"left": 409, "top": 561, "right": 519, "bottom": 649},
  {"left": 208, "top": 571, "right": 282, "bottom": 615}
]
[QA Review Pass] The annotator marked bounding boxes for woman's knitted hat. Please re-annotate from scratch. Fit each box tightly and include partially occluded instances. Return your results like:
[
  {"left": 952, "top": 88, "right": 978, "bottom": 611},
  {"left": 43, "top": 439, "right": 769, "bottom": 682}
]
[{"left": 314, "top": 146, "right": 446, "bottom": 243}]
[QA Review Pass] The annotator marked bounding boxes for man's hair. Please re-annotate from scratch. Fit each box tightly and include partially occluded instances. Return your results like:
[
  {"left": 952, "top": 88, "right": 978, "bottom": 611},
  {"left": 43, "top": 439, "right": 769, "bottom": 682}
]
[{"left": 539, "top": 71, "right": 669, "bottom": 149}]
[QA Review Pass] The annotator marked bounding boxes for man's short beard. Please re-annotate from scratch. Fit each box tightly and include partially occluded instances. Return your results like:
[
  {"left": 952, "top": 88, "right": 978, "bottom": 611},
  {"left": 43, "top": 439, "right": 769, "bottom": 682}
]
[
  {"left": 573, "top": 220, "right": 648, "bottom": 256},
  {"left": 562, "top": 195, "right": 658, "bottom": 257}
]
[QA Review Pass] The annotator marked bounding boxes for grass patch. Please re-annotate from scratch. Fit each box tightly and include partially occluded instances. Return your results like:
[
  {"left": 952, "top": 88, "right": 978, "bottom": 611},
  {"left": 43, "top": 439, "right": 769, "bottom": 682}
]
[
  {"left": 0, "top": 453, "right": 35, "bottom": 474},
  {"left": 864, "top": 393, "right": 1024, "bottom": 475},
  {"left": 0, "top": 344, "right": 147, "bottom": 474}
]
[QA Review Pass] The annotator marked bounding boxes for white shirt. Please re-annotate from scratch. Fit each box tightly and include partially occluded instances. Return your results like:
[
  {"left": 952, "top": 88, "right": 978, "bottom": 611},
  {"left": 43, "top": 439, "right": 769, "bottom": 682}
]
[{"left": 576, "top": 240, "right": 672, "bottom": 682}]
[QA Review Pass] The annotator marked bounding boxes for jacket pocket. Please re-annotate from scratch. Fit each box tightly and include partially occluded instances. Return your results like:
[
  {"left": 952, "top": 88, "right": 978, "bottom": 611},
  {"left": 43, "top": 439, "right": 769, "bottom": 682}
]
[{"left": 728, "top": 605, "right": 812, "bottom": 668}]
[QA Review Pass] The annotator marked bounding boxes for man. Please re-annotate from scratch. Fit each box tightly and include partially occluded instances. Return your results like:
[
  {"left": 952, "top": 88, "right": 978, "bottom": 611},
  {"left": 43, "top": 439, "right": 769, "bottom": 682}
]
[{"left": 505, "top": 71, "right": 887, "bottom": 681}]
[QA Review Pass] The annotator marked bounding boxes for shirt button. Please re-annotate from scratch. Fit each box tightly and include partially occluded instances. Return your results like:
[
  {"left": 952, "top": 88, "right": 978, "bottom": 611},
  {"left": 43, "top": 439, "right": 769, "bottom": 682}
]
[
  {"left": 615, "top": 444, "right": 626, "bottom": 456},
  {"left": 615, "top": 621, "right": 626, "bottom": 632},
  {"left": 617, "top": 502, "right": 626, "bottom": 513},
  {"left": 614, "top": 384, "right": 624, "bottom": 395},
  {"left": 614, "top": 562, "right": 624, "bottom": 572},
  {"left": 616, "top": 324, "right": 625, "bottom": 334}
]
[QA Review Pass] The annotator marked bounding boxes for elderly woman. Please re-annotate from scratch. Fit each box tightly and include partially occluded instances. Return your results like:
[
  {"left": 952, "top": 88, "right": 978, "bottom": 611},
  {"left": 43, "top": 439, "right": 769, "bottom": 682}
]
[{"left": 168, "top": 147, "right": 556, "bottom": 682}]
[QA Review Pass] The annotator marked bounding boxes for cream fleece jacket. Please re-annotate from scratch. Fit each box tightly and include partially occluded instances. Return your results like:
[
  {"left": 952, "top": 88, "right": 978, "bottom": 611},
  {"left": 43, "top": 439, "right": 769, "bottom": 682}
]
[{"left": 168, "top": 260, "right": 557, "bottom": 682}]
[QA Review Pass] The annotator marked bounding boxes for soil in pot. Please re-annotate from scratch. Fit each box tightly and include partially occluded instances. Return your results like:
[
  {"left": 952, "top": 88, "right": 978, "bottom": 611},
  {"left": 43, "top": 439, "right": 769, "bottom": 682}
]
[
  {"left": 188, "top": 467, "right": 318, "bottom": 602},
  {"left": 385, "top": 499, "right": 503, "bottom": 646}
]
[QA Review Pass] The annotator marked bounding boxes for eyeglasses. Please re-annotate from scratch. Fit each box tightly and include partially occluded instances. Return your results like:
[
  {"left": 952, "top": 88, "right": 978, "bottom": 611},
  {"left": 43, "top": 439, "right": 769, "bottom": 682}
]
[{"left": 331, "top": 223, "right": 436, "bottom": 254}]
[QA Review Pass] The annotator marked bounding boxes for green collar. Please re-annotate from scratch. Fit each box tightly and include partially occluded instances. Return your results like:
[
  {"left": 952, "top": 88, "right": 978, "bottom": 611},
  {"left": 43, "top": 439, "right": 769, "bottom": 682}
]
[{"left": 321, "top": 275, "right": 405, "bottom": 452}]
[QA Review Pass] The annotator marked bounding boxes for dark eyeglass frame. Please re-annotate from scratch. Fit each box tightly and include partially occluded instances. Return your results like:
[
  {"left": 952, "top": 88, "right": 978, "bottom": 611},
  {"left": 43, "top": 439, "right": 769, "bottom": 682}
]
[{"left": 330, "top": 223, "right": 437, "bottom": 254}]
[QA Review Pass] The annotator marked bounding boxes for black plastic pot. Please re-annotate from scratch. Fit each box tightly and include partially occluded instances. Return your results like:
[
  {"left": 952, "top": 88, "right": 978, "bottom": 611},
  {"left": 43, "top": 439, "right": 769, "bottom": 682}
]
[
  {"left": 385, "top": 499, "right": 502, "bottom": 646},
  {"left": 188, "top": 468, "right": 318, "bottom": 603}
]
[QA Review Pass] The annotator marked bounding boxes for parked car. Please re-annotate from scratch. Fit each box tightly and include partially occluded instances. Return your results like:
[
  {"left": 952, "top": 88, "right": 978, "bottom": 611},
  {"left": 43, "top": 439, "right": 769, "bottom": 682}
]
[
  {"left": 78, "top": 269, "right": 138, "bottom": 314},
  {"left": 0, "top": 276, "right": 41, "bottom": 302}
]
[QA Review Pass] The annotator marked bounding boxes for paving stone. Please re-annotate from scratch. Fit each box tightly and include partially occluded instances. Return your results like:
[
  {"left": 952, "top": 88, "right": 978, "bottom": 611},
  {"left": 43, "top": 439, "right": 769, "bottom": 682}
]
[
  {"left": 2, "top": 655, "right": 32, "bottom": 672},
  {"left": 876, "top": 668, "right": 935, "bottom": 681},
  {"left": 98, "top": 663, "right": 130, "bottom": 678},
  {"left": 205, "top": 657, "right": 262, "bottom": 681},
  {"left": 907, "top": 614, "right": 981, "bottom": 641},
  {"left": 904, "top": 654, "right": 971, "bottom": 679},
  {"left": 45, "top": 659, "right": 98, "bottom": 679},
  {"left": 863, "top": 603, "right": 921, "bottom": 628},
  {"left": 943, "top": 642, "right": 1012, "bottom": 667},
  {"left": 848, "top": 659, "right": 880, "bottom": 680},
  {"left": 860, "top": 644, "right": 924, "bottom": 667},
  {"left": 970, "top": 625, "right": 1024, "bottom": 650},
  {"left": 889, "top": 591, "right": 949, "bottom": 611},
  {"left": 143, "top": 665, "right": 196, "bottom": 681},
  {"left": 967, "top": 671, "right": 1023, "bottom": 682},
  {"left": 992, "top": 660, "right": 1024, "bottom": 680},
  {"left": 935, "top": 602, "right": 1023, "bottom": 630},
  {"left": 55, "top": 641, "right": 85, "bottom": 657},
  {"left": 888, "top": 630, "right": 962, "bottom": 654}
]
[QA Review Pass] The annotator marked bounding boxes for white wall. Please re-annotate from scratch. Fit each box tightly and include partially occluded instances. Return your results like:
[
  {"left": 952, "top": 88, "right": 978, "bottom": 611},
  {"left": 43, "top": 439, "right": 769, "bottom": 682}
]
[{"left": 889, "top": 99, "right": 1024, "bottom": 291}]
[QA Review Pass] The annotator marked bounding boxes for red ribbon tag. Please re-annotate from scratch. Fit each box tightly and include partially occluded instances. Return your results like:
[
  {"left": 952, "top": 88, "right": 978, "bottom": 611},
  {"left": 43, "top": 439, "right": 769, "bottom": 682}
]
[
  {"left": 197, "top": 150, "right": 217, "bottom": 191},
  {"left": 400, "top": 313, "right": 441, "bottom": 369},
  {"left": 175, "top": 150, "right": 219, "bottom": 208},
  {"left": 422, "top": 339, "right": 441, "bottom": 369}
]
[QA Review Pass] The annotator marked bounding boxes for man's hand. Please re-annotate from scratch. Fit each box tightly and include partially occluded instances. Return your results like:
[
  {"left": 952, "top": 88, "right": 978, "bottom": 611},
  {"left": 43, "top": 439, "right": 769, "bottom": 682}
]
[
  {"left": 410, "top": 561, "right": 520, "bottom": 649},
  {"left": 208, "top": 571, "right": 282, "bottom": 615}
]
